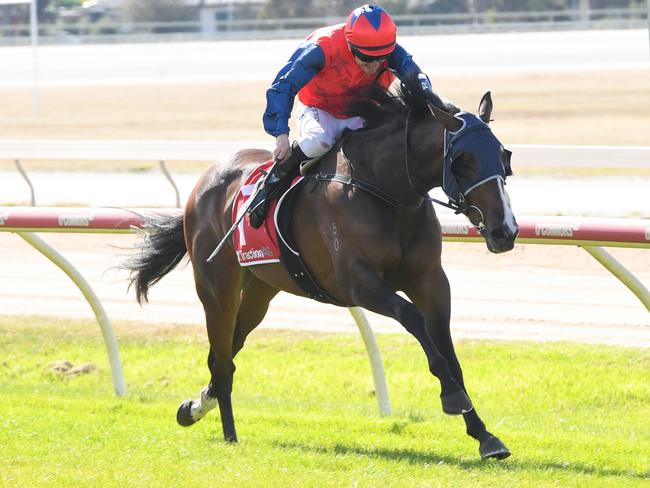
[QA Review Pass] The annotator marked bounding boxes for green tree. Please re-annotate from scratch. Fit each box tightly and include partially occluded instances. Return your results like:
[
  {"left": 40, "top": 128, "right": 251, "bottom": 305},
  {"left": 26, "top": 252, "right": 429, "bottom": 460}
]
[
  {"left": 53, "top": 0, "right": 82, "bottom": 8},
  {"left": 259, "top": 0, "right": 319, "bottom": 18},
  {"left": 261, "top": 1, "right": 411, "bottom": 19},
  {"left": 122, "top": 0, "right": 194, "bottom": 23},
  {"left": 483, "top": 0, "right": 568, "bottom": 11}
]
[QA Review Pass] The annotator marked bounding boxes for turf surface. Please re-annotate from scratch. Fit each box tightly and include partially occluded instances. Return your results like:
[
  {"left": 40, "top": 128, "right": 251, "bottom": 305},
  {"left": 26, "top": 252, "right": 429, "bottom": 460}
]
[{"left": 1, "top": 316, "right": 648, "bottom": 487}]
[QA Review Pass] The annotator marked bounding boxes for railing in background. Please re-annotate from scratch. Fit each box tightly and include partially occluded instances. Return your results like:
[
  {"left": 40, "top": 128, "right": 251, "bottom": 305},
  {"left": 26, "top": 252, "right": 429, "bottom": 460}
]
[
  {"left": 0, "top": 140, "right": 269, "bottom": 208},
  {"left": 2, "top": 140, "right": 648, "bottom": 209},
  {"left": 0, "top": 7, "right": 646, "bottom": 45},
  {"left": 1, "top": 207, "right": 648, "bottom": 401}
]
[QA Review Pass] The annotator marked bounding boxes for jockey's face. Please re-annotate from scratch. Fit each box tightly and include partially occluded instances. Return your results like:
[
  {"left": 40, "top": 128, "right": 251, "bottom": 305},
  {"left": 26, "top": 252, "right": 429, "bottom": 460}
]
[{"left": 353, "top": 56, "right": 385, "bottom": 75}]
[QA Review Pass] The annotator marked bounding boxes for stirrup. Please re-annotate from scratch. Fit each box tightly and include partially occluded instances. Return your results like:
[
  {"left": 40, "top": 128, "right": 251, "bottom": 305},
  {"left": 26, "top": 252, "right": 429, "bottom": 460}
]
[
  {"left": 248, "top": 201, "right": 267, "bottom": 229},
  {"left": 299, "top": 158, "right": 318, "bottom": 176}
]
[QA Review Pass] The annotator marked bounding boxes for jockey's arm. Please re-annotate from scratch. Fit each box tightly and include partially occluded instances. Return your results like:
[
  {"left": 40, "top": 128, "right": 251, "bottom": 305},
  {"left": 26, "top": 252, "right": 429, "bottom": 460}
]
[
  {"left": 388, "top": 43, "right": 433, "bottom": 93},
  {"left": 263, "top": 42, "right": 325, "bottom": 158}
]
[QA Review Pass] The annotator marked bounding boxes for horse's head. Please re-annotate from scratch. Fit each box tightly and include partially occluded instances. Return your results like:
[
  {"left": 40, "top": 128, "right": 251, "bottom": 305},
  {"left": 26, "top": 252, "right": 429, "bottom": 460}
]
[{"left": 429, "top": 93, "right": 518, "bottom": 253}]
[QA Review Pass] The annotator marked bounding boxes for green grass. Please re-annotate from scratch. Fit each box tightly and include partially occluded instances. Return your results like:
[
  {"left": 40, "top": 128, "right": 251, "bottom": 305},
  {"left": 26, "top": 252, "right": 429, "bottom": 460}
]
[{"left": 1, "top": 315, "right": 648, "bottom": 487}]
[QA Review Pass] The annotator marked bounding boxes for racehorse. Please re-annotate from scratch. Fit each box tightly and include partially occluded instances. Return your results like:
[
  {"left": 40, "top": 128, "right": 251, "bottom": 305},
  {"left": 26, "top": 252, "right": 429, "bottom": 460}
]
[{"left": 122, "top": 75, "right": 518, "bottom": 460}]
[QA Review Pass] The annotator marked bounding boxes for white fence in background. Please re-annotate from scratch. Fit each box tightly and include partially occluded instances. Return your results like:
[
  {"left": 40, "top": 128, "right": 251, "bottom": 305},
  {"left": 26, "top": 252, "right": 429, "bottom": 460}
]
[
  {"left": 1, "top": 206, "right": 648, "bottom": 405},
  {"left": 1, "top": 139, "right": 648, "bottom": 207},
  {"left": 0, "top": 141, "right": 648, "bottom": 403},
  {"left": 0, "top": 7, "right": 646, "bottom": 45}
]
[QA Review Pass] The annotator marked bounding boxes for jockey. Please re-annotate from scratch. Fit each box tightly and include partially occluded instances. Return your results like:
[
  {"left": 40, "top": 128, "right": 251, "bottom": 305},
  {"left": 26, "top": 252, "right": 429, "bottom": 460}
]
[{"left": 248, "top": 4, "right": 434, "bottom": 228}]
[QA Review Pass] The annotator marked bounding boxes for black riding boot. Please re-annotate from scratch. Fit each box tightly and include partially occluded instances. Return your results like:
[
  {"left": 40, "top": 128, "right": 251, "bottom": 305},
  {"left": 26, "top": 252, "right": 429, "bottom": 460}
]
[{"left": 248, "top": 142, "right": 308, "bottom": 229}]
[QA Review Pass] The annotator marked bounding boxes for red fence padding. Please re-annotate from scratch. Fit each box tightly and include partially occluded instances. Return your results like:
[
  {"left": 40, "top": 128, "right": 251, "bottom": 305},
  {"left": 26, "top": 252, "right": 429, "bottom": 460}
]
[
  {"left": 439, "top": 215, "right": 650, "bottom": 245},
  {"left": 0, "top": 207, "right": 179, "bottom": 232},
  {"left": 1, "top": 207, "right": 649, "bottom": 247}
]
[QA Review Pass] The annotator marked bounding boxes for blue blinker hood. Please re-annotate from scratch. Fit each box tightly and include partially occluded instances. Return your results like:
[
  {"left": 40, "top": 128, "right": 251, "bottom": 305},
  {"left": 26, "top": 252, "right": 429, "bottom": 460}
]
[{"left": 442, "top": 112, "right": 510, "bottom": 205}]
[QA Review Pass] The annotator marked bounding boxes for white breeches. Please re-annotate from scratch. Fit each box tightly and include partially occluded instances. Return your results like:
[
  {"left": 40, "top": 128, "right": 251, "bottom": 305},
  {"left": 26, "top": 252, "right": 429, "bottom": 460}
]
[{"left": 295, "top": 101, "right": 365, "bottom": 159}]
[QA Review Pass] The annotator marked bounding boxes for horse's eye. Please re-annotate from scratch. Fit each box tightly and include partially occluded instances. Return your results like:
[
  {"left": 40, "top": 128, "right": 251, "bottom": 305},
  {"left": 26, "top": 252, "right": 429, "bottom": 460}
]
[
  {"left": 451, "top": 152, "right": 474, "bottom": 176},
  {"left": 502, "top": 148, "right": 513, "bottom": 176}
]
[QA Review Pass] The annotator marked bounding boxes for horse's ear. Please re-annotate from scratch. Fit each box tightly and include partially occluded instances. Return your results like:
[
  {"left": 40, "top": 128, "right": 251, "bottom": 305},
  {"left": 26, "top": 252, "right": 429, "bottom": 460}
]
[
  {"left": 427, "top": 102, "right": 463, "bottom": 132},
  {"left": 478, "top": 91, "right": 493, "bottom": 124}
]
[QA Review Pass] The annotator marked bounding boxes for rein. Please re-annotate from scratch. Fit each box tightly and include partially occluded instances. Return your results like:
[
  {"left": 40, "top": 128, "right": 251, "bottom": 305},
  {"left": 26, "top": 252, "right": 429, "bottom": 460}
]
[
  {"left": 304, "top": 107, "right": 489, "bottom": 234},
  {"left": 307, "top": 171, "right": 416, "bottom": 210}
]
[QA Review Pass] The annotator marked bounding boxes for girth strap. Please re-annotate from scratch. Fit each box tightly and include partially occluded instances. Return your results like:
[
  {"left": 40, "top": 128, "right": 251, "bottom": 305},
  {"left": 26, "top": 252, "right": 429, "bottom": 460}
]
[{"left": 276, "top": 178, "right": 347, "bottom": 307}]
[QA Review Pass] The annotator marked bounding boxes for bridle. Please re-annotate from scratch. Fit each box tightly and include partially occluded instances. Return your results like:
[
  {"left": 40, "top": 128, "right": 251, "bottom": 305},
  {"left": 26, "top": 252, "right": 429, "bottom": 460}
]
[
  {"left": 403, "top": 109, "right": 490, "bottom": 234},
  {"left": 307, "top": 103, "right": 506, "bottom": 237}
]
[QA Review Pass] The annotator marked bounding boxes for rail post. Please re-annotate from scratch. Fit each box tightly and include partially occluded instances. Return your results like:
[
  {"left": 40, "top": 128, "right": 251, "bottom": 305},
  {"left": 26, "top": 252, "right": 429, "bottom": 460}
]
[
  {"left": 159, "top": 161, "right": 181, "bottom": 208},
  {"left": 581, "top": 246, "right": 650, "bottom": 312},
  {"left": 14, "top": 160, "right": 36, "bottom": 206},
  {"left": 17, "top": 231, "right": 127, "bottom": 397},
  {"left": 349, "top": 306, "right": 391, "bottom": 416}
]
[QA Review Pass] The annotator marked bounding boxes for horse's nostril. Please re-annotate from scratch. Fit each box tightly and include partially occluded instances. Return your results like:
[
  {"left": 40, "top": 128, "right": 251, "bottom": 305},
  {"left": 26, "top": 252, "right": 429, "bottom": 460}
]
[
  {"left": 491, "top": 228, "right": 505, "bottom": 241},
  {"left": 491, "top": 226, "right": 518, "bottom": 243}
]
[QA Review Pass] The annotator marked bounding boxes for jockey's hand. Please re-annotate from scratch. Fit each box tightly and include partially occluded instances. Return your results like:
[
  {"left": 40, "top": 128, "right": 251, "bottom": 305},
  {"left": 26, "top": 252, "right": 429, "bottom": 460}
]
[{"left": 274, "top": 134, "right": 290, "bottom": 161}]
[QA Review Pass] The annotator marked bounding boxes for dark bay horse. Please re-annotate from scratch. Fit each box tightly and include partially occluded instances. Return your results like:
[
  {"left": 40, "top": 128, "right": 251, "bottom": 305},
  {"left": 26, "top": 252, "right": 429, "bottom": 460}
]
[{"left": 123, "top": 76, "right": 518, "bottom": 460}]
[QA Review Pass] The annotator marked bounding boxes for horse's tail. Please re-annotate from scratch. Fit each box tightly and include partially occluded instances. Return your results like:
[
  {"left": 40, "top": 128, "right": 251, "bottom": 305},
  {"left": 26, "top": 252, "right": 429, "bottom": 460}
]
[{"left": 122, "top": 213, "right": 187, "bottom": 305}]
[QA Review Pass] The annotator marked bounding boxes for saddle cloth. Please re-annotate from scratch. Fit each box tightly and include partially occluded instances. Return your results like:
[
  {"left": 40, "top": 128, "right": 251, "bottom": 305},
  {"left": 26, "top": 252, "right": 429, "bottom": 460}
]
[
  {"left": 231, "top": 160, "right": 302, "bottom": 266},
  {"left": 231, "top": 159, "right": 346, "bottom": 306}
]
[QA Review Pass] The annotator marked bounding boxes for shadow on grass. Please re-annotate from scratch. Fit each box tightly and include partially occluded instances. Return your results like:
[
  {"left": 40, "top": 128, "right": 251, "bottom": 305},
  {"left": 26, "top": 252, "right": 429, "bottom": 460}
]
[{"left": 272, "top": 440, "right": 649, "bottom": 480}]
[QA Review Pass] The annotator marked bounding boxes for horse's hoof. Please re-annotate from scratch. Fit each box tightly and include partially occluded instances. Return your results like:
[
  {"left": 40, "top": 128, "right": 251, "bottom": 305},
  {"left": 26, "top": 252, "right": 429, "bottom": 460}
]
[
  {"left": 176, "top": 400, "right": 197, "bottom": 427},
  {"left": 440, "top": 390, "right": 473, "bottom": 415},
  {"left": 480, "top": 434, "right": 511, "bottom": 460}
]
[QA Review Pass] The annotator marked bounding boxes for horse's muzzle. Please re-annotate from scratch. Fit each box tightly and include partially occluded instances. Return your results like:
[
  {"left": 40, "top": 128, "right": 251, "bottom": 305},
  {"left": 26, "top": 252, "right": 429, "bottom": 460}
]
[{"left": 486, "top": 224, "right": 518, "bottom": 254}]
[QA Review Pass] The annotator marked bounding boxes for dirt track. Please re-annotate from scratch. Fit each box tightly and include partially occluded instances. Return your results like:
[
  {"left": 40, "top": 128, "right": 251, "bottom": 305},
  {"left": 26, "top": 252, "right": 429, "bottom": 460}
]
[
  {"left": 0, "top": 31, "right": 648, "bottom": 346},
  {"left": 0, "top": 231, "right": 647, "bottom": 347}
]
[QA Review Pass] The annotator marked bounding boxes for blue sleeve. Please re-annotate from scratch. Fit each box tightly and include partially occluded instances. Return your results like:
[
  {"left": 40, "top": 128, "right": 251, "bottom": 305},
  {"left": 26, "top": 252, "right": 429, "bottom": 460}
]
[
  {"left": 388, "top": 44, "right": 432, "bottom": 90},
  {"left": 263, "top": 42, "right": 325, "bottom": 137}
]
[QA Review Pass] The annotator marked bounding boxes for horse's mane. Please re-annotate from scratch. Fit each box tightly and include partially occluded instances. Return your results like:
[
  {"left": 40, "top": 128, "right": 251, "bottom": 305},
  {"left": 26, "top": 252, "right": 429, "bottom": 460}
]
[{"left": 348, "top": 72, "right": 460, "bottom": 130}]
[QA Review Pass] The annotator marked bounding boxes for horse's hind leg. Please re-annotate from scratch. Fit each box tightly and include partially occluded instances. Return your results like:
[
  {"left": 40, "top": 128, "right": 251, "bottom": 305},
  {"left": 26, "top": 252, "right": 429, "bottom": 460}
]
[
  {"left": 232, "top": 274, "right": 279, "bottom": 357},
  {"left": 176, "top": 258, "right": 242, "bottom": 442},
  {"left": 405, "top": 267, "right": 510, "bottom": 460},
  {"left": 177, "top": 269, "right": 278, "bottom": 443}
]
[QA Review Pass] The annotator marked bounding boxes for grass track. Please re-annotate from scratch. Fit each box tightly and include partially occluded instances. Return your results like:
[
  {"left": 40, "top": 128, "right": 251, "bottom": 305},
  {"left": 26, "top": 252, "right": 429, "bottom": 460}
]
[{"left": 1, "top": 316, "right": 648, "bottom": 487}]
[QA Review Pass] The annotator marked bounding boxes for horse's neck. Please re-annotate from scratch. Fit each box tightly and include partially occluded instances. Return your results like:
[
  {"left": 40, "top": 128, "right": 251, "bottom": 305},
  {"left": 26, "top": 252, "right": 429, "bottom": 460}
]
[
  {"left": 406, "top": 119, "right": 445, "bottom": 191},
  {"left": 343, "top": 122, "right": 443, "bottom": 207}
]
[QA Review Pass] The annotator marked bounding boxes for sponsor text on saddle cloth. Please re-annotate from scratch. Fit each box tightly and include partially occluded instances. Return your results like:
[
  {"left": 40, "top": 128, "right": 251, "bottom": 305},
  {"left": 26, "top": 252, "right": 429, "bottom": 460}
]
[{"left": 232, "top": 160, "right": 302, "bottom": 266}]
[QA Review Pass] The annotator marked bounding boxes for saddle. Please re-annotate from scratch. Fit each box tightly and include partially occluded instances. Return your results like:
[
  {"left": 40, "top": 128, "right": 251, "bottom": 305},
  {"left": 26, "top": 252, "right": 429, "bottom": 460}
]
[{"left": 231, "top": 160, "right": 344, "bottom": 306}]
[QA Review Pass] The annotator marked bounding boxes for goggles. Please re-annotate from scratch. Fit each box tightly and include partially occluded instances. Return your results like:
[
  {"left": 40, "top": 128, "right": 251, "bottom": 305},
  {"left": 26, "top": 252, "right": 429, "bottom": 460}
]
[{"left": 350, "top": 48, "right": 389, "bottom": 64}]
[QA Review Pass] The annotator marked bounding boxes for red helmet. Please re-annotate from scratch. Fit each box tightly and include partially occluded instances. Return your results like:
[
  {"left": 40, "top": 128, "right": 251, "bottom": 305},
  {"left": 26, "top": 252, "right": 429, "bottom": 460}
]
[{"left": 344, "top": 5, "right": 397, "bottom": 57}]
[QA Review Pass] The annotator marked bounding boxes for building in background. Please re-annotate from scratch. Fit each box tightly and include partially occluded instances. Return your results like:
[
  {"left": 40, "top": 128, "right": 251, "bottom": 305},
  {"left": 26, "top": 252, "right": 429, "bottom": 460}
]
[
  {"left": 0, "top": 0, "right": 646, "bottom": 43},
  {"left": 189, "top": 0, "right": 264, "bottom": 35}
]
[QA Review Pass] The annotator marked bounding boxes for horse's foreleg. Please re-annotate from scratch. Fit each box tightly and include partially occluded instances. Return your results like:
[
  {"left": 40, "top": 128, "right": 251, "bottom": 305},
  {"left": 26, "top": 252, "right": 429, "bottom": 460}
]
[
  {"left": 348, "top": 262, "right": 470, "bottom": 414},
  {"left": 405, "top": 267, "right": 511, "bottom": 460}
]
